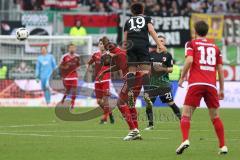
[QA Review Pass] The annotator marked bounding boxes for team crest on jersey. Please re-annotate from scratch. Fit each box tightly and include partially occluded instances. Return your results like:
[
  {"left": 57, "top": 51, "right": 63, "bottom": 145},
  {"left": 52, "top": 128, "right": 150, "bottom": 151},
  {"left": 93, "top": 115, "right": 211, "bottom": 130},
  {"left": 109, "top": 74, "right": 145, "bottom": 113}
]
[{"left": 162, "top": 57, "right": 167, "bottom": 62}]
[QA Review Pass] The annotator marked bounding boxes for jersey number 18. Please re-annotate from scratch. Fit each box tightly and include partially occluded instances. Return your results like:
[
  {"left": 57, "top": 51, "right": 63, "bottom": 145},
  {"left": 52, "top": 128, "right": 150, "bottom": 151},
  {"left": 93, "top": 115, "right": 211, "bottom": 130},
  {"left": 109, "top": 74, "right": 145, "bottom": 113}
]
[{"left": 198, "top": 46, "right": 216, "bottom": 65}]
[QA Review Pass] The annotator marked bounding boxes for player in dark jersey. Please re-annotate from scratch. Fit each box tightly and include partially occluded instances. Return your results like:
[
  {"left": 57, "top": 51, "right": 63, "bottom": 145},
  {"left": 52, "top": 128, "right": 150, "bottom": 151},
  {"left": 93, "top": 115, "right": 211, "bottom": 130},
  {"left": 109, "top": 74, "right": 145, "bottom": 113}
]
[
  {"left": 123, "top": 2, "right": 166, "bottom": 108},
  {"left": 144, "top": 35, "right": 181, "bottom": 130}
]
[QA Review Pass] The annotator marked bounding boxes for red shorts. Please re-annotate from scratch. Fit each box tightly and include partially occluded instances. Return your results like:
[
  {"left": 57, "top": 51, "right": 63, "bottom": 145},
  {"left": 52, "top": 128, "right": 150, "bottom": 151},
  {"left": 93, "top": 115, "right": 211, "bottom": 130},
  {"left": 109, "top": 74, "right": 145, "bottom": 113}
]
[
  {"left": 95, "top": 81, "right": 110, "bottom": 99},
  {"left": 184, "top": 85, "right": 219, "bottom": 108},
  {"left": 63, "top": 79, "right": 78, "bottom": 90}
]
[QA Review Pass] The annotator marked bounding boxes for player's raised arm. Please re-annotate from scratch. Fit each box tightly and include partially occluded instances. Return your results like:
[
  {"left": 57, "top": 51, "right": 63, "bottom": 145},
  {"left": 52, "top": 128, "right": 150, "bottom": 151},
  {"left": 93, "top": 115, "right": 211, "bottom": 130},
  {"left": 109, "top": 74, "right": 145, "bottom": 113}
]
[{"left": 148, "top": 23, "right": 166, "bottom": 52}]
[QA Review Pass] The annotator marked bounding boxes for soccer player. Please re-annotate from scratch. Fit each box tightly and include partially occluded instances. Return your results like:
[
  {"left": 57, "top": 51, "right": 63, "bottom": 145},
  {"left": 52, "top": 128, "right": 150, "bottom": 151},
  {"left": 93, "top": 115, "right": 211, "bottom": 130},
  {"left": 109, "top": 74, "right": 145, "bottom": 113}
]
[
  {"left": 176, "top": 21, "right": 227, "bottom": 155},
  {"left": 123, "top": 2, "right": 166, "bottom": 108},
  {"left": 60, "top": 43, "right": 80, "bottom": 109},
  {"left": 87, "top": 38, "right": 114, "bottom": 124},
  {"left": 35, "top": 46, "right": 57, "bottom": 105},
  {"left": 145, "top": 35, "right": 181, "bottom": 130},
  {"left": 99, "top": 40, "right": 143, "bottom": 141}
]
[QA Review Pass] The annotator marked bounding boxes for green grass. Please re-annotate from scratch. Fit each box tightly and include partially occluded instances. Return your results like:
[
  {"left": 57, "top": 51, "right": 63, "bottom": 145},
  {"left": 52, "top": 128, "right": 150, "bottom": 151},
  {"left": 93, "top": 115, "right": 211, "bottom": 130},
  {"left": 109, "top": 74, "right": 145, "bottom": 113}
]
[{"left": 0, "top": 107, "right": 239, "bottom": 160}]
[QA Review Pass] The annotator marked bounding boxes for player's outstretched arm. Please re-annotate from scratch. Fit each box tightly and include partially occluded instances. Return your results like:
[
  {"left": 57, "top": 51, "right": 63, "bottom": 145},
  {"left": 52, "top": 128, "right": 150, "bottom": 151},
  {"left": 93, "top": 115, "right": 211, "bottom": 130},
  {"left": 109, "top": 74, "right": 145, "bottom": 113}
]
[
  {"left": 98, "top": 65, "right": 119, "bottom": 81},
  {"left": 152, "top": 63, "right": 173, "bottom": 73},
  {"left": 148, "top": 23, "right": 166, "bottom": 52},
  {"left": 178, "top": 56, "right": 193, "bottom": 88},
  {"left": 217, "top": 64, "right": 224, "bottom": 100}
]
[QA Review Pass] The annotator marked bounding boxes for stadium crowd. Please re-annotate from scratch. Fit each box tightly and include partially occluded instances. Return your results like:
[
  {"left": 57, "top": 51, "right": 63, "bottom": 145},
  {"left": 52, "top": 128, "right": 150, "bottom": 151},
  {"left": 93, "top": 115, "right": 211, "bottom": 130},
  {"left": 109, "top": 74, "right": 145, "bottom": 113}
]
[{"left": 15, "top": 0, "right": 240, "bottom": 14}]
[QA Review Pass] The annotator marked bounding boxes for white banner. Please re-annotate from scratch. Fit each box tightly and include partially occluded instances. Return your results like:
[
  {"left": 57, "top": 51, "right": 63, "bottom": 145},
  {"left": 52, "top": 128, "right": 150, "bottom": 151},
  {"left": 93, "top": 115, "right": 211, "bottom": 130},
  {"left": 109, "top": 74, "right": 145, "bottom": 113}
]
[{"left": 174, "top": 82, "right": 240, "bottom": 108}]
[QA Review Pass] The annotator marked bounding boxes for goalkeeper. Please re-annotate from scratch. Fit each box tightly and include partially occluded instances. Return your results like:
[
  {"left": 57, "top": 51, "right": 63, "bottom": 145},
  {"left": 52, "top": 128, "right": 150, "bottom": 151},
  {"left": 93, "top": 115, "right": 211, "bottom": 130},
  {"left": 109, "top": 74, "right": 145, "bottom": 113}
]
[
  {"left": 144, "top": 35, "right": 181, "bottom": 130},
  {"left": 35, "top": 46, "right": 57, "bottom": 105}
]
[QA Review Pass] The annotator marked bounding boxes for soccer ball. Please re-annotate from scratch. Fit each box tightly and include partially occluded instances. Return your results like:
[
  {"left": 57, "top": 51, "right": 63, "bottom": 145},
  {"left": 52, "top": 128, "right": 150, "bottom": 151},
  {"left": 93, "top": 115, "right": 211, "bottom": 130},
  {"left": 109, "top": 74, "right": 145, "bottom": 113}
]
[{"left": 16, "top": 28, "right": 29, "bottom": 41}]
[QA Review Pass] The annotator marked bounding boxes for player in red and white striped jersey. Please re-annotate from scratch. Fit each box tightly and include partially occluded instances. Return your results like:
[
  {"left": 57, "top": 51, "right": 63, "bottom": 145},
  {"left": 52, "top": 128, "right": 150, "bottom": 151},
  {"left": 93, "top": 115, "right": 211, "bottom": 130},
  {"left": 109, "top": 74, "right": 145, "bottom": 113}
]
[
  {"left": 176, "top": 21, "right": 227, "bottom": 155},
  {"left": 59, "top": 43, "right": 80, "bottom": 109}
]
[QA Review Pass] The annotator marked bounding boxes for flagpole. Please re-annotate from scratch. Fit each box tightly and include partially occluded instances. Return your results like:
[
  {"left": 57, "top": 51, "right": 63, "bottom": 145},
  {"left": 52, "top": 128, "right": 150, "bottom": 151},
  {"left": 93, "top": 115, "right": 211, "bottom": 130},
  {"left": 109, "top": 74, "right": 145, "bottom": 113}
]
[{"left": 122, "top": 0, "right": 127, "bottom": 42}]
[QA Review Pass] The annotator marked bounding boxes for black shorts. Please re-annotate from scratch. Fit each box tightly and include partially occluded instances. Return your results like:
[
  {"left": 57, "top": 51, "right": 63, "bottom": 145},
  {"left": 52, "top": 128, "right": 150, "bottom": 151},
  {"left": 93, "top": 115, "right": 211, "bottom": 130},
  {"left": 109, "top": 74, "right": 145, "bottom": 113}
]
[
  {"left": 127, "top": 44, "right": 150, "bottom": 66},
  {"left": 148, "top": 86, "right": 173, "bottom": 103}
]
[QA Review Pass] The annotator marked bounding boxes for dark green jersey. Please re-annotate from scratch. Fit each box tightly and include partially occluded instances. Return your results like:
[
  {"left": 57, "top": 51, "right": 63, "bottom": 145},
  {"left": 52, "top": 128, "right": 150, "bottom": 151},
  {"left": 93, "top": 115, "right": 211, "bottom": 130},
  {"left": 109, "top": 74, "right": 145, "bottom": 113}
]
[{"left": 149, "top": 51, "right": 173, "bottom": 87}]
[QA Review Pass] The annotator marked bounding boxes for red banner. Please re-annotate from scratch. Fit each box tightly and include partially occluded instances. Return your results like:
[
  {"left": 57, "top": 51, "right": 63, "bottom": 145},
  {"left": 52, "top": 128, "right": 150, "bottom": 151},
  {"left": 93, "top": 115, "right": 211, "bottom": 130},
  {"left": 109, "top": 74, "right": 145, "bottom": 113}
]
[{"left": 63, "top": 14, "right": 118, "bottom": 27}]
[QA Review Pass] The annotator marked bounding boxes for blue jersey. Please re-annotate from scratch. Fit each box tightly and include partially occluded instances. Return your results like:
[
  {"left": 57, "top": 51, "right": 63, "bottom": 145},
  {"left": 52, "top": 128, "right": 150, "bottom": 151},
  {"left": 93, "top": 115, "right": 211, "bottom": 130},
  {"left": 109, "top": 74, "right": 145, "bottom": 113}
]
[{"left": 35, "top": 54, "right": 57, "bottom": 80}]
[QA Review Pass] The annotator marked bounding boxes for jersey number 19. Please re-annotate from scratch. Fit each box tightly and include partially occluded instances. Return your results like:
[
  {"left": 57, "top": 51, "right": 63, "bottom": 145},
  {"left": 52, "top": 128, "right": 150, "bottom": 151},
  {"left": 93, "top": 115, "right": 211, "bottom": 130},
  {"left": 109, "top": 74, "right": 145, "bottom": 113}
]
[{"left": 129, "top": 17, "right": 145, "bottom": 31}]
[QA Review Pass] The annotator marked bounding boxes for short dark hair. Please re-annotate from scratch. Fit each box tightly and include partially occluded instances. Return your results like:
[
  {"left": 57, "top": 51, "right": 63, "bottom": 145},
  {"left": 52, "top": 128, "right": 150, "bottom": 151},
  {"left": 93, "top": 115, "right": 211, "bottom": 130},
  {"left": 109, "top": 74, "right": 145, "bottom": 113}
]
[
  {"left": 130, "top": 2, "right": 144, "bottom": 15},
  {"left": 194, "top": 21, "right": 209, "bottom": 37},
  {"left": 68, "top": 43, "right": 75, "bottom": 48},
  {"left": 100, "top": 36, "right": 109, "bottom": 44}
]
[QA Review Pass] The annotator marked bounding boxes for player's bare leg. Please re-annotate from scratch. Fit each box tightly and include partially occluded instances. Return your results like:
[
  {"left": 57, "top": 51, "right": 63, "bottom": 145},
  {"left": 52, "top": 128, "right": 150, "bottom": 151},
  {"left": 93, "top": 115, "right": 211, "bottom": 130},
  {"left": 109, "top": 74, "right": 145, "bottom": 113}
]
[
  {"left": 105, "top": 96, "right": 115, "bottom": 124},
  {"left": 208, "top": 108, "right": 228, "bottom": 154},
  {"left": 176, "top": 105, "right": 195, "bottom": 155},
  {"left": 61, "top": 88, "right": 70, "bottom": 104}
]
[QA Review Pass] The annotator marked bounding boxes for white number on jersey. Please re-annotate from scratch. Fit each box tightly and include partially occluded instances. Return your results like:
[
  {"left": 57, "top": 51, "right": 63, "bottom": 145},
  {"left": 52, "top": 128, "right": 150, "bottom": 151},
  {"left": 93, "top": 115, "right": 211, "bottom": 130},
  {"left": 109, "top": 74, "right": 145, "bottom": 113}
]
[
  {"left": 165, "top": 92, "right": 172, "bottom": 100},
  {"left": 198, "top": 46, "right": 216, "bottom": 65},
  {"left": 129, "top": 17, "right": 145, "bottom": 31}
]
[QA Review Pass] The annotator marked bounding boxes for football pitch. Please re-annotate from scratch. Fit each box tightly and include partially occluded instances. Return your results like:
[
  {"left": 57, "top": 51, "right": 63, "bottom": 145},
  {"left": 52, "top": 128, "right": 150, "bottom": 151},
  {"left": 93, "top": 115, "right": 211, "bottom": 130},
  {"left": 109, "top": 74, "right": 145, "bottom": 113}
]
[{"left": 0, "top": 107, "right": 239, "bottom": 160}]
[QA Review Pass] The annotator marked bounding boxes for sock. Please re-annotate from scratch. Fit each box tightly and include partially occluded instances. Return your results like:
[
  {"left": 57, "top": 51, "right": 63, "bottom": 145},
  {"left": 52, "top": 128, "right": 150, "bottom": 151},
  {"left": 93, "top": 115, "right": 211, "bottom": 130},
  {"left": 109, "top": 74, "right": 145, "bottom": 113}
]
[
  {"left": 169, "top": 103, "right": 181, "bottom": 120},
  {"left": 142, "top": 74, "right": 150, "bottom": 95},
  {"left": 61, "top": 94, "right": 67, "bottom": 103},
  {"left": 146, "top": 107, "right": 154, "bottom": 126},
  {"left": 102, "top": 106, "right": 110, "bottom": 121},
  {"left": 129, "top": 107, "right": 138, "bottom": 129},
  {"left": 127, "top": 73, "right": 135, "bottom": 91},
  {"left": 212, "top": 117, "right": 225, "bottom": 148},
  {"left": 180, "top": 116, "right": 190, "bottom": 142},
  {"left": 118, "top": 105, "right": 135, "bottom": 130},
  {"left": 44, "top": 89, "right": 51, "bottom": 104},
  {"left": 71, "top": 94, "right": 76, "bottom": 109}
]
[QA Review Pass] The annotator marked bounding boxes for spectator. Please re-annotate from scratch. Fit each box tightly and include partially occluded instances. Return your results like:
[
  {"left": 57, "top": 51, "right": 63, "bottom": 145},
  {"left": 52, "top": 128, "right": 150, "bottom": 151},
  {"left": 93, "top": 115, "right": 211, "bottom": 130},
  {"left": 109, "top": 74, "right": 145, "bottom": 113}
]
[
  {"left": 160, "top": 5, "right": 170, "bottom": 16},
  {"left": 20, "top": 0, "right": 43, "bottom": 10},
  {"left": 151, "top": 4, "right": 161, "bottom": 16},
  {"left": 170, "top": 0, "right": 180, "bottom": 16},
  {"left": 190, "top": 0, "right": 202, "bottom": 12},
  {"left": 181, "top": 2, "right": 193, "bottom": 16},
  {"left": 69, "top": 20, "right": 87, "bottom": 38},
  {"left": 0, "top": 60, "right": 8, "bottom": 79}
]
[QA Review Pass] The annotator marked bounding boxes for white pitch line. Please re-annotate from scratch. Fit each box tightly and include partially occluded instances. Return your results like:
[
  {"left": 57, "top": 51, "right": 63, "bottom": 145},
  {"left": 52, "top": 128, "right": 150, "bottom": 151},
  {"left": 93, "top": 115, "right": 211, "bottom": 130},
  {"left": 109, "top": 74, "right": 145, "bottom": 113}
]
[
  {"left": 0, "top": 123, "right": 57, "bottom": 128},
  {"left": 2, "top": 129, "right": 240, "bottom": 133},
  {"left": 1, "top": 132, "right": 240, "bottom": 141},
  {"left": 0, "top": 132, "right": 169, "bottom": 140}
]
